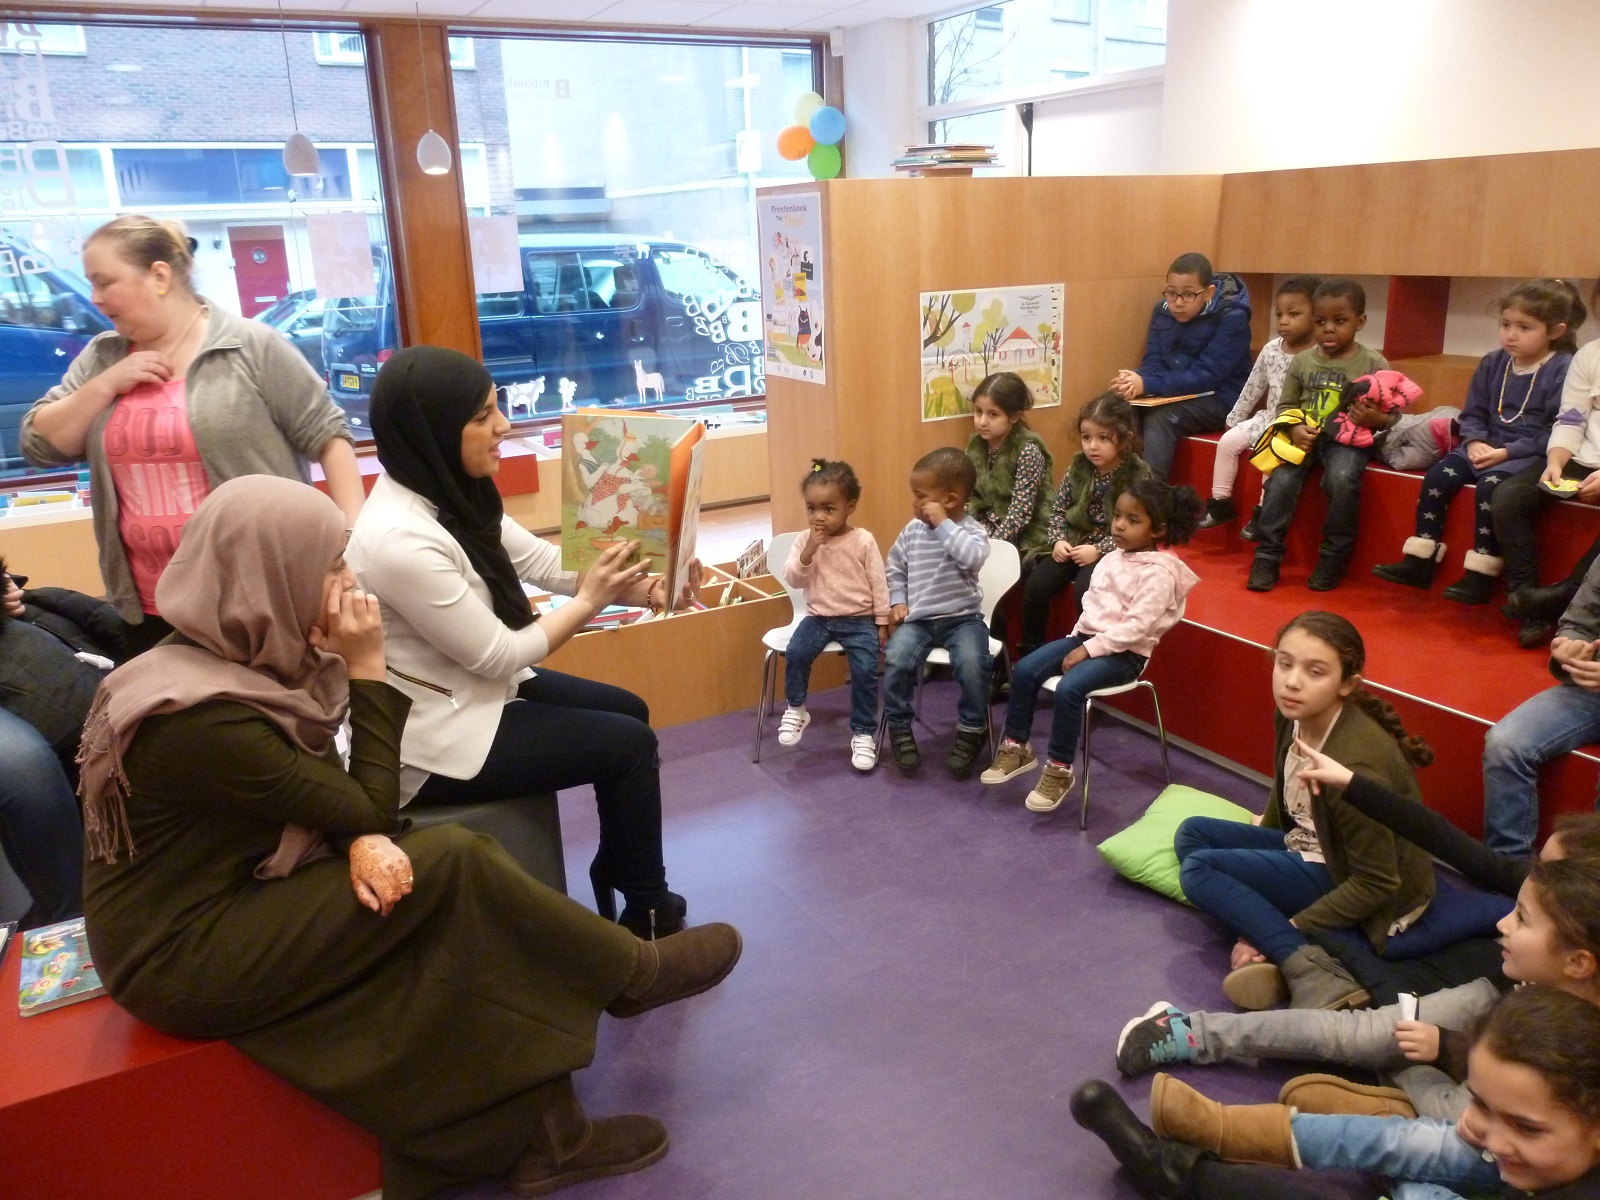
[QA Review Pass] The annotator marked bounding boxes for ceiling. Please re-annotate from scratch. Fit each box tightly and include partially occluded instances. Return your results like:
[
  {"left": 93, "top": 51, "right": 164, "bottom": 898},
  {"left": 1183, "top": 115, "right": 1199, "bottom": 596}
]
[{"left": 29, "top": 0, "right": 942, "bottom": 33}]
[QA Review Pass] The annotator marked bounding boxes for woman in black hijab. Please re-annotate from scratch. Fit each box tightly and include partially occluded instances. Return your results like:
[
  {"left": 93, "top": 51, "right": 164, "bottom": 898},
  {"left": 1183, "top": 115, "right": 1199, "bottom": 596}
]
[{"left": 348, "top": 346, "right": 692, "bottom": 938}]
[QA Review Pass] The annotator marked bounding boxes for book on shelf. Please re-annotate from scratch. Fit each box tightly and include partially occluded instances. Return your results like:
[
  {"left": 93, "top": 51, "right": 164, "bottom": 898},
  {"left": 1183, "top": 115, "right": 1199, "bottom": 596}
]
[
  {"left": 535, "top": 594, "right": 650, "bottom": 629},
  {"left": 18, "top": 916, "right": 106, "bottom": 1016}
]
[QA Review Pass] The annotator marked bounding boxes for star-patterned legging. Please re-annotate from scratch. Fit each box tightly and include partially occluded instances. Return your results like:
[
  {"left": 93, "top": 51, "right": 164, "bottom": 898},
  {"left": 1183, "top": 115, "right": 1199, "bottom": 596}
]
[{"left": 1412, "top": 448, "right": 1527, "bottom": 556}]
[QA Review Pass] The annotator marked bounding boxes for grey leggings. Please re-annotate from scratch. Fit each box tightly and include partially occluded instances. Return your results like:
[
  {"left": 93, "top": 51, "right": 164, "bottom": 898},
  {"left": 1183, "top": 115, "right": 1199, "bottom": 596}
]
[{"left": 1190, "top": 978, "right": 1502, "bottom": 1119}]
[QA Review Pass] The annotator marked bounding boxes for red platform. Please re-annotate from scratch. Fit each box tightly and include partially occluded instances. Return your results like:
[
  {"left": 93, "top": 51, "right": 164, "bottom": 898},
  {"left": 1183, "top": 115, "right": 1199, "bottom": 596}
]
[{"left": 0, "top": 944, "right": 380, "bottom": 1200}]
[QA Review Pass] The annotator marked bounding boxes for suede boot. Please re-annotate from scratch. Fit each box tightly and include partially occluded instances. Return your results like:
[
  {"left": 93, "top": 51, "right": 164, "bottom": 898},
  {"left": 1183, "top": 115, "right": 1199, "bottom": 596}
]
[
  {"left": 508, "top": 1075, "right": 669, "bottom": 1196},
  {"left": 606, "top": 922, "right": 743, "bottom": 1019},
  {"left": 1070, "top": 1079, "right": 1205, "bottom": 1200},
  {"left": 1222, "top": 961, "right": 1286, "bottom": 1011},
  {"left": 1278, "top": 1073, "right": 1417, "bottom": 1119},
  {"left": 1442, "top": 551, "right": 1503, "bottom": 605},
  {"left": 1372, "top": 537, "right": 1443, "bottom": 589},
  {"left": 1281, "top": 944, "right": 1370, "bottom": 1010},
  {"left": 1150, "top": 1073, "right": 1299, "bottom": 1168}
]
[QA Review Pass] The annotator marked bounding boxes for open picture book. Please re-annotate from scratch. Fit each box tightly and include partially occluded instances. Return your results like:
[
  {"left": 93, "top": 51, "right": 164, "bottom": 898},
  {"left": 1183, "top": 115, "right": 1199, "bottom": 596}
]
[{"left": 561, "top": 410, "right": 707, "bottom": 606}]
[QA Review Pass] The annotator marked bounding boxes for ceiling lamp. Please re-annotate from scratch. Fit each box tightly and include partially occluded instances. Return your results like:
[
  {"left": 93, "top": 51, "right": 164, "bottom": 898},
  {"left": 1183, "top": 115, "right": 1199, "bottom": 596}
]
[
  {"left": 277, "top": 0, "right": 320, "bottom": 178},
  {"left": 414, "top": 4, "right": 453, "bottom": 176}
]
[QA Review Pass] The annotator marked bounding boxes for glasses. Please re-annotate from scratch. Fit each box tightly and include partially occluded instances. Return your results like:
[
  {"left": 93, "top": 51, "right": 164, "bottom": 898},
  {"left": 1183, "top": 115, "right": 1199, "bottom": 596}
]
[{"left": 1162, "top": 288, "right": 1207, "bottom": 303}]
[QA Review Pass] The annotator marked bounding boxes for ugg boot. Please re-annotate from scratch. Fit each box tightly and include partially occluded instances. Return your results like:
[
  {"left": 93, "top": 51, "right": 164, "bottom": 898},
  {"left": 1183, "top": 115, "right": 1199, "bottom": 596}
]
[
  {"left": 1372, "top": 537, "right": 1444, "bottom": 589},
  {"left": 1281, "top": 944, "right": 1371, "bottom": 1010},
  {"left": 1443, "top": 551, "right": 1503, "bottom": 605},
  {"left": 1149, "top": 1073, "right": 1299, "bottom": 1168},
  {"left": 1223, "top": 962, "right": 1287, "bottom": 1011},
  {"left": 606, "top": 922, "right": 743, "bottom": 1019},
  {"left": 508, "top": 1075, "right": 669, "bottom": 1196},
  {"left": 1278, "top": 1073, "right": 1417, "bottom": 1119},
  {"left": 1070, "top": 1079, "right": 1206, "bottom": 1200}
]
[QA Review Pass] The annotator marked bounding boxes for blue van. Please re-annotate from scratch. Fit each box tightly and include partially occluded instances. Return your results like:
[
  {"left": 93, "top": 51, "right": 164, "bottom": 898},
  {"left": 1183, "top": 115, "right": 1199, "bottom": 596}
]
[
  {"left": 0, "top": 243, "right": 112, "bottom": 471},
  {"left": 321, "top": 235, "right": 764, "bottom": 429}
]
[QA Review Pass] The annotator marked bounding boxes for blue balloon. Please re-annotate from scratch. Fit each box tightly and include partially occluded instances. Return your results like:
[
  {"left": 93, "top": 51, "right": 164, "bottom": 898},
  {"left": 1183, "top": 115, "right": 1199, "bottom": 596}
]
[{"left": 808, "top": 105, "right": 846, "bottom": 147}]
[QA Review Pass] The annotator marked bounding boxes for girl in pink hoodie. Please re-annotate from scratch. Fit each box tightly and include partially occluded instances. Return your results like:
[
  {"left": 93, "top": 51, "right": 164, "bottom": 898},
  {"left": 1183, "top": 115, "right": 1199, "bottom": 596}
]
[{"left": 982, "top": 478, "right": 1201, "bottom": 813}]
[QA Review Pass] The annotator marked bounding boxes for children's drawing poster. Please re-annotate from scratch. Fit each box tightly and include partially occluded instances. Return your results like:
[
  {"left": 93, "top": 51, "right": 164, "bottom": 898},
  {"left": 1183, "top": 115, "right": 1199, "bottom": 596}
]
[
  {"left": 757, "top": 191, "right": 825, "bottom": 385},
  {"left": 920, "top": 284, "right": 1064, "bottom": 422}
]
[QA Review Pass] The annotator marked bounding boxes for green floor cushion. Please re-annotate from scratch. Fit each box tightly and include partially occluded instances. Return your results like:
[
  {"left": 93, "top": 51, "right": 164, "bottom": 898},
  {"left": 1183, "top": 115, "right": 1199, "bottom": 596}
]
[{"left": 1097, "top": 784, "right": 1256, "bottom": 906}]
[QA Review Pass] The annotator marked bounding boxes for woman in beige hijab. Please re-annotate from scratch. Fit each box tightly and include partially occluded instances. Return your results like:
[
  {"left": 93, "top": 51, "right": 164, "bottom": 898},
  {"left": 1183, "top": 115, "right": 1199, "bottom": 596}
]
[{"left": 78, "top": 475, "right": 742, "bottom": 1200}]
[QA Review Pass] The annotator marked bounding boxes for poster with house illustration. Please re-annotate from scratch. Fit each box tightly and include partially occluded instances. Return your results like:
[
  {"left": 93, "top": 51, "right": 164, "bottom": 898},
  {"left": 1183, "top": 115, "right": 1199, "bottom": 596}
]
[
  {"left": 756, "top": 191, "right": 825, "bottom": 385},
  {"left": 920, "top": 284, "right": 1064, "bottom": 421}
]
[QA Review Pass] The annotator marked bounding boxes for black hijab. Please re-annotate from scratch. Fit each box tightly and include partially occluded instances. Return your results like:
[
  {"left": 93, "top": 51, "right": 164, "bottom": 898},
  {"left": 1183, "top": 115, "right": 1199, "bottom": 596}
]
[{"left": 370, "top": 346, "right": 534, "bottom": 629}]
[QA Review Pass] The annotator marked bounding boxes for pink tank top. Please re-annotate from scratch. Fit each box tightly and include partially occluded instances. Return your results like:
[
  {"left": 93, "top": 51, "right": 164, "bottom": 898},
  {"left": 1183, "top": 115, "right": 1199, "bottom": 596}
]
[{"left": 103, "top": 378, "right": 213, "bottom": 614}]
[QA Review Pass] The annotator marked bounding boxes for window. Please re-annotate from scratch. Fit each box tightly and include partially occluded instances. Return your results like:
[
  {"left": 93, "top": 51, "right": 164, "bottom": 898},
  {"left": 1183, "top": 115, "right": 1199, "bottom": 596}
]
[
  {"left": 1050, "top": 0, "right": 1091, "bottom": 20},
  {"left": 927, "top": 108, "right": 1011, "bottom": 177},
  {"left": 314, "top": 31, "right": 474, "bottom": 69},
  {"left": 974, "top": 6, "right": 1005, "bottom": 30},
  {"left": 0, "top": 23, "right": 85, "bottom": 55}
]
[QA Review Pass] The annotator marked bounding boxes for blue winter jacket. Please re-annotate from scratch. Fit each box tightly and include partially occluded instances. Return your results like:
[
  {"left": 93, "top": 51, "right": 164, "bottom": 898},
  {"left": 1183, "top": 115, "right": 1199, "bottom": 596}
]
[{"left": 1136, "top": 271, "right": 1253, "bottom": 407}]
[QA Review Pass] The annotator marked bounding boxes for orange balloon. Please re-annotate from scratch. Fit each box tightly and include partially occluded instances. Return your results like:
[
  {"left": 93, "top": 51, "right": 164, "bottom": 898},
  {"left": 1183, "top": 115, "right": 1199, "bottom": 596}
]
[{"left": 776, "top": 124, "right": 815, "bottom": 161}]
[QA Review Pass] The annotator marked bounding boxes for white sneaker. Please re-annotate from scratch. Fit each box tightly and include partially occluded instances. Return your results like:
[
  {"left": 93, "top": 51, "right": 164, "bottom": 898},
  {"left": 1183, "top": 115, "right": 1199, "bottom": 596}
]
[
  {"left": 850, "top": 733, "right": 877, "bottom": 772},
  {"left": 778, "top": 706, "right": 811, "bottom": 746}
]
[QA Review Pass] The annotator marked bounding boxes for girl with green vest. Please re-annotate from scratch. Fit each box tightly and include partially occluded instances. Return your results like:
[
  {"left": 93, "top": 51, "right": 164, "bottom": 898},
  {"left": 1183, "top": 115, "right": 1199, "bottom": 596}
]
[{"left": 1019, "top": 392, "right": 1150, "bottom": 656}]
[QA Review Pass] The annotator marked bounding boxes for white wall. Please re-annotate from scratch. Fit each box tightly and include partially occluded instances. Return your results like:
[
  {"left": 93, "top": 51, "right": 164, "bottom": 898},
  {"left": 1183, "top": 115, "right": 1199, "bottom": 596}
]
[
  {"left": 1031, "top": 76, "right": 1163, "bottom": 176},
  {"left": 841, "top": 19, "right": 921, "bottom": 179},
  {"left": 1162, "top": 0, "right": 1600, "bottom": 174}
]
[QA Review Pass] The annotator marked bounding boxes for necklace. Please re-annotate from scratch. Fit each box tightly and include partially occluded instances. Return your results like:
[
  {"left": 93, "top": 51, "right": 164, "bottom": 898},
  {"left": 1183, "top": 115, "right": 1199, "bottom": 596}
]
[
  {"left": 1496, "top": 356, "right": 1540, "bottom": 424},
  {"left": 139, "top": 302, "right": 207, "bottom": 368}
]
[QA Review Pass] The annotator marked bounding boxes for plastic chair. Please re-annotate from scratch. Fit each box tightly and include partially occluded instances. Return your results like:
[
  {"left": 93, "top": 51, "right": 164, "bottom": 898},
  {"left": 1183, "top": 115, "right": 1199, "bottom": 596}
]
[
  {"left": 1041, "top": 657, "right": 1170, "bottom": 830},
  {"left": 878, "top": 538, "right": 1022, "bottom": 756}
]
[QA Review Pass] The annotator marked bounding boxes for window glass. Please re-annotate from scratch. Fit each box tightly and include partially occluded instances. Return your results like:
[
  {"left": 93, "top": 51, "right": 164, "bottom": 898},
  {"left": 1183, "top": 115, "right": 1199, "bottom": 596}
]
[
  {"left": 928, "top": 109, "right": 1012, "bottom": 177},
  {"left": 930, "top": 0, "right": 1166, "bottom": 107},
  {"left": 0, "top": 22, "right": 393, "bottom": 480}
]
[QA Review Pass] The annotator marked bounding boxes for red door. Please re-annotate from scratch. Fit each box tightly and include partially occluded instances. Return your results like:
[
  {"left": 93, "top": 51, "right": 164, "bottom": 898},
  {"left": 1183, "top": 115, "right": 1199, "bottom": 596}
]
[{"left": 229, "top": 225, "right": 289, "bottom": 318}]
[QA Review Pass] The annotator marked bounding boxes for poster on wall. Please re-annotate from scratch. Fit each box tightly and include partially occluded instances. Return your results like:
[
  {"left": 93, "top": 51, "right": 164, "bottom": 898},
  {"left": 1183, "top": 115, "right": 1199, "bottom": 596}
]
[
  {"left": 920, "top": 284, "right": 1064, "bottom": 422},
  {"left": 468, "top": 214, "right": 523, "bottom": 295},
  {"left": 756, "top": 191, "right": 825, "bottom": 385},
  {"left": 305, "top": 212, "right": 376, "bottom": 299}
]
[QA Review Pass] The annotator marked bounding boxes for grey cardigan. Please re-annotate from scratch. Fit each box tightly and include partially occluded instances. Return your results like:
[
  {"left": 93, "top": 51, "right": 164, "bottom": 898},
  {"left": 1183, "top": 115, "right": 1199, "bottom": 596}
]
[{"left": 21, "top": 301, "right": 352, "bottom": 621}]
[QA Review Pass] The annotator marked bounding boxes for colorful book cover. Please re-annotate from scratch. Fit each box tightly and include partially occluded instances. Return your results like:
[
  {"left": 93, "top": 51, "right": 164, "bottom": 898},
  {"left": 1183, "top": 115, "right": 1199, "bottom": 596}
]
[
  {"left": 561, "top": 410, "right": 706, "bottom": 604},
  {"left": 18, "top": 916, "right": 105, "bottom": 1016}
]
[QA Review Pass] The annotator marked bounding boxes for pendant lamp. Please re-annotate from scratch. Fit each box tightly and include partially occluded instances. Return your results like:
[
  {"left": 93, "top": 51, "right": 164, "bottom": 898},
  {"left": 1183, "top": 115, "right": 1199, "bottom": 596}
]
[
  {"left": 414, "top": 5, "right": 453, "bottom": 176},
  {"left": 277, "top": 0, "right": 320, "bottom": 177}
]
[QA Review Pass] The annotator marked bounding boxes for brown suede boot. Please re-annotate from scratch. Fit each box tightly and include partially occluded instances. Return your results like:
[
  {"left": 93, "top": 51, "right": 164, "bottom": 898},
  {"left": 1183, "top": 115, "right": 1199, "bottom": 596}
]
[
  {"left": 1278, "top": 1073, "right": 1417, "bottom": 1119},
  {"left": 1149, "top": 1072, "right": 1299, "bottom": 1167},
  {"left": 1222, "top": 962, "right": 1287, "bottom": 1010},
  {"left": 606, "top": 922, "right": 743, "bottom": 1019},
  {"left": 508, "top": 1075, "right": 669, "bottom": 1196}
]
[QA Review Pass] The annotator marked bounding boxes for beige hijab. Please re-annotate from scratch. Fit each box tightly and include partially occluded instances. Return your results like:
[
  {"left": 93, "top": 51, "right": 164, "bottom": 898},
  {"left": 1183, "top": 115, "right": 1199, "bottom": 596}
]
[{"left": 78, "top": 475, "right": 351, "bottom": 865}]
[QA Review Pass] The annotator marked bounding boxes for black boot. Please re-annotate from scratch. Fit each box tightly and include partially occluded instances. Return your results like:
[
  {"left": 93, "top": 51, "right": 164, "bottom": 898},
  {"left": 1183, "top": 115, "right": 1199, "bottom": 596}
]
[
  {"left": 1504, "top": 580, "right": 1580, "bottom": 621},
  {"left": 1238, "top": 505, "right": 1262, "bottom": 543},
  {"left": 1070, "top": 1079, "right": 1205, "bottom": 1200},
  {"left": 1372, "top": 537, "right": 1441, "bottom": 589},
  {"left": 1197, "top": 497, "right": 1237, "bottom": 529},
  {"left": 618, "top": 892, "right": 688, "bottom": 940},
  {"left": 1519, "top": 619, "right": 1558, "bottom": 650},
  {"left": 1307, "top": 554, "right": 1347, "bottom": 592},
  {"left": 1443, "top": 569, "right": 1497, "bottom": 605}
]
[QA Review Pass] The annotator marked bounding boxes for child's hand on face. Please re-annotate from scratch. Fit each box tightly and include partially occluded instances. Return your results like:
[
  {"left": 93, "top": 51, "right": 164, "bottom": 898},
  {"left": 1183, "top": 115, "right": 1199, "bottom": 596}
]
[
  {"left": 1068, "top": 544, "right": 1101, "bottom": 566},
  {"left": 1052, "top": 540, "right": 1073, "bottom": 563},
  {"left": 918, "top": 497, "right": 948, "bottom": 526},
  {"left": 1394, "top": 1020, "right": 1441, "bottom": 1062},
  {"left": 1290, "top": 737, "right": 1354, "bottom": 795},
  {"left": 1061, "top": 645, "right": 1090, "bottom": 672},
  {"left": 1289, "top": 424, "right": 1318, "bottom": 451}
]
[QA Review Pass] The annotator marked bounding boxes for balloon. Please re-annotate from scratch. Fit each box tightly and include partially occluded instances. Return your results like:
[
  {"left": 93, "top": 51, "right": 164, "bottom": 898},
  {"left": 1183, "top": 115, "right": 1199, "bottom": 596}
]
[
  {"left": 808, "top": 105, "right": 846, "bottom": 146},
  {"left": 792, "top": 91, "right": 823, "bottom": 125},
  {"left": 807, "top": 144, "right": 841, "bottom": 181},
  {"left": 776, "top": 124, "right": 815, "bottom": 161}
]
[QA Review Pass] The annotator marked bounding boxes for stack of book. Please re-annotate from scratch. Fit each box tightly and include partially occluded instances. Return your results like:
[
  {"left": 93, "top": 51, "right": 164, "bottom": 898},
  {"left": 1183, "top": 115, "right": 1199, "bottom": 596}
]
[{"left": 891, "top": 143, "right": 999, "bottom": 176}]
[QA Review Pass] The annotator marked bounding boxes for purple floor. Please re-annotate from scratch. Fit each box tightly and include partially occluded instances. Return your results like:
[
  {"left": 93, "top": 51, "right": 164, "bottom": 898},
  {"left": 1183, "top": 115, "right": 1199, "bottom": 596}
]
[{"left": 446, "top": 682, "right": 1380, "bottom": 1200}]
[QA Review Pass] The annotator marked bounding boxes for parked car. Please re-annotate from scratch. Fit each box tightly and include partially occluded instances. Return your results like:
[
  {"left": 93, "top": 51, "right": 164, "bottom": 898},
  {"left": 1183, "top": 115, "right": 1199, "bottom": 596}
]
[
  {"left": 255, "top": 289, "right": 328, "bottom": 376},
  {"left": 0, "top": 242, "right": 112, "bottom": 471},
  {"left": 321, "top": 235, "right": 764, "bottom": 430}
]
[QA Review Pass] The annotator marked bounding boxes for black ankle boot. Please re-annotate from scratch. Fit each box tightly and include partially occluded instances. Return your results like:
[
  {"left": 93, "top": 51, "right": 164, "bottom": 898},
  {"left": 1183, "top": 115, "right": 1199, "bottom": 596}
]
[
  {"left": 1443, "top": 569, "right": 1497, "bottom": 605},
  {"left": 1197, "top": 497, "right": 1236, "bottom": 529},
  {"left": 1504, "top": 580, "right": 1580, "bottom": 621},
  {"left": 618, "top": 892, "right": 688, "bottom": 940},
  {"left": 1238, "top": 505, "right": 1262, "bottom": 542},
  {"left": 1070, "top": 1079, "right": 1205, "bottom": 1200},
  {"left": 1373, "top": 553, "right": 1437, "bottom": 589}
]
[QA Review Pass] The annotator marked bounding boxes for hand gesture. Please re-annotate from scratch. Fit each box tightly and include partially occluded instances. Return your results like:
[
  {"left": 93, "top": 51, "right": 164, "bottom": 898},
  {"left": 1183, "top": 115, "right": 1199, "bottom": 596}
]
[
  {"left": 675, "top": 558, "right": 704, "bottom": 610},
  {"left": 1561, "top": 644, "right": 1600, "bottom": 693},
  {"left": 1052, "top": 540, "right": 1073, "bottom": 564},
  {"left": 1551, "top": 637, "right": 1592, "bottom": 664},
  {"left": 1061, "top": 644, "right": 1090, "bottom": 673},
  {"left": 309, "top": 581, "right": 385, "bottom": 681},
  {"left": 890, "top": 603, "right": 909, "bottom": 630},
  {"left": 1290, "top": 737, "right": 1354, "bottom": 795},
  {"left": 349, "top": 834, "right": 413, "bottom": 916},
  {"left": 918, "top": 497, "right": 948, "bottom": 526},
  {"left": 800, "top": 528, "right": 827, "bottom": 565},
  {"left": 1579, "top": 470, "right": 1600, "bottom": 504},
  {"left": 1230, "top": 938, "right": 1267, "bottom": 970},
  {"left": 1542, "top": 459, "right": 1568, "bottom": 487},
  {"left": 1289, "top": 424, "right": 1317, "bottom": 452},
  {"left": 101, "top": 350, "right": 173, "bottom": 396},
  {"left": 1394, "top": 1020, "right": 1441, "bottom": 1063},
  {"left": 577, "top": 540, "right": 650, "bottom": 609},
  {"left": 1068, "top": 543, "right": 1102, "bottom": 566}
]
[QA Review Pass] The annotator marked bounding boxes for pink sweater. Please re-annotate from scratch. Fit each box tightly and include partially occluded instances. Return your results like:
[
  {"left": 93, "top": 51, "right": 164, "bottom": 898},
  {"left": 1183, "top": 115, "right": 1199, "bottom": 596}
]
[
  {"left": 1074, "top": 548, "right": 1199, "bottom": 658},
  {"left": 782, "top": 527, "right": 891, "bottom": 623}
]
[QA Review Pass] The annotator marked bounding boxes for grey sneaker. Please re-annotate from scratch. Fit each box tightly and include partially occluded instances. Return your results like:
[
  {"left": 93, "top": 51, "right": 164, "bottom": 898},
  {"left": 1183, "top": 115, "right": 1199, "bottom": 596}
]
[
  {"left": 1024, "top": 761, "right": 1075, "bottom": 812},
  {"left": 981, "top": 739, "right": 1039, "bottom": 784}
]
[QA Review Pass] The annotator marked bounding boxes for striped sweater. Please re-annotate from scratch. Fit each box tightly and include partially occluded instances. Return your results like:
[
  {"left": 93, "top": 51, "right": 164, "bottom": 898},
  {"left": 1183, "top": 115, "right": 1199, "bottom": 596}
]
[{"left": 885, "top": 514, "right": 990, "bottom": 620}]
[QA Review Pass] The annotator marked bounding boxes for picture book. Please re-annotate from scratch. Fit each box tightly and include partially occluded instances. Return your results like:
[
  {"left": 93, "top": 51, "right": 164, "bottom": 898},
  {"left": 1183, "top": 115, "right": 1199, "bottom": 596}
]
[
  {"left": 561, "top": 410, "right": 706, "bottom": 605},
  {"left": 18, "top": 916, "right": 105, "bottom": 1016},
  {"left": 1128, "top": 391, "right": 1215, "bottom": 408}
]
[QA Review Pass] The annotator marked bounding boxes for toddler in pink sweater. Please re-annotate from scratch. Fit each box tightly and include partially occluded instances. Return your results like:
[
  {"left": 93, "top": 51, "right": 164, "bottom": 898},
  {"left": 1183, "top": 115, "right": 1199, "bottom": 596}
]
[
  {"left": 779, "top": 460, "right": 891, "bottom": 772},
  {"left": 982, "top": 478, "right": 1201, "bottom": 813}
]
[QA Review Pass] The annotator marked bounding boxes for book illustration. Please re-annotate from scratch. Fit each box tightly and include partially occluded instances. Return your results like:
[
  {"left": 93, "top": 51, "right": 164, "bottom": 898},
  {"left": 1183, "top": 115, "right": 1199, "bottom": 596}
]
[
  {"left": 562, "top": 411, "right": 706, "bottom": 604},
  {"left": 735, "top": 538, "right": 768, "bottom": 579},
  {"left": 18, "top": 916, "right": 106, "bottom": 1016},
  {"left": 756, "top": 192, "right": 825, "bottom": 385},
  {"left": 921, "top": 284, "right": 1064, "bottom": 422}
]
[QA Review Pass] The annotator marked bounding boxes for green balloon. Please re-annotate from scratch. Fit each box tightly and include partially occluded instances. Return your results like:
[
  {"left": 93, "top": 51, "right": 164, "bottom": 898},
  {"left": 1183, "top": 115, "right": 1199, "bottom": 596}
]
[
  {"left": 807, "top": 143, "right": 842, "bottom": 180},
  {"left": 792, "top": 91, "right": 824, "bottom": 125}
]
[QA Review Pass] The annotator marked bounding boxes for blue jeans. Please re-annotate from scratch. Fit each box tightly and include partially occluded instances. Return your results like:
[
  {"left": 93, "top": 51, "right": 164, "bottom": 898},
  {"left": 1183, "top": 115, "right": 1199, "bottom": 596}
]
[
  {"left": 1175, "top": 816, "right": 1331, "bottom": 963},
  {"left": 1291, "top": 1114, "right": 1499, "bottom": 1192},
  {"left": 784, "top": 615, "right": 882, "bottom": 735},
  {"left": 1141, "top": 392, "right": 1232, "bottom": 480},
  {"left": 1253, "top": 438, "right": 1374, "bottom": 566},
  {"left": 883, "top": 614, "right": 993, "bottom": 733},
  {"left": 1482, "top": 683, "right": 1600, "bottom": 856},
  {"left": 1004, "top": 635, "right": 1145, "bottom": 764},
  {"left": 0, "top": 707, "right": 84, "bottom": 926}
]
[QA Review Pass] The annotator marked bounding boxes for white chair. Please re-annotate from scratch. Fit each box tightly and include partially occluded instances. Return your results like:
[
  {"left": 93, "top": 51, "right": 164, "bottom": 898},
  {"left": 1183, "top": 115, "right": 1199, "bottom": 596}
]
[
  {"left": 878, "top": 537, "right": 1022, "bottom": 757},
  {"left": 1041, "top": 656, "right": 1170, "bottom": 830}
]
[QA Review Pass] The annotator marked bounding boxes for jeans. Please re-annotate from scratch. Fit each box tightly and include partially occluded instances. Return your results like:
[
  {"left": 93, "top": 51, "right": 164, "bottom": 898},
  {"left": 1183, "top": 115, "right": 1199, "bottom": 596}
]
[
  {"left": 784, "top": 615, "right": 882, "bottom": 735},
  {"left": 1018, "top": 555, "right": 1098, "bottom": 654},
  {"left": 1291, "top": 1114, "right": 1499, "bottom": 1191},
  {"left": 1004, "top": 635, "right": 1144, "bottom": 764},
  {"left": 1141, "top": 391, "right": 1232, "bottom": 480},
  {"left": 1482, "top": 682, "right": 1600, "bottom": 856},
  {"left": 1175, "top": 817, "right": 1333, "bottom": 963},
  {"left": 413, "top": 669, "right": 668, "bottom": 908},
  {"left": 1413, "top": 449, "right": 1529, "bottom": 556},
  {"left": 883, "top": 614, "right": 993, "bottom": 733},
  {"left": 0, "top": 706, "right": 84, "bottom": 926},
  {"left": 1191, "top": 977, "right": 1500, "bottom": 1119},
  {"left": 1252, "top": 438, "right": 1375, "bottom": 566},
  {"left": 1493, "top": 460, "right": 1594, "bottom": 592}
]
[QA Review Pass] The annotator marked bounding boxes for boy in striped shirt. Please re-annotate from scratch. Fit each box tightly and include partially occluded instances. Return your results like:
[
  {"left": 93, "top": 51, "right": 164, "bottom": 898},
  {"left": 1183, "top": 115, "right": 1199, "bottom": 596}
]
[{"left": 884, "top": 447, "right": 994, "bottom": 777}]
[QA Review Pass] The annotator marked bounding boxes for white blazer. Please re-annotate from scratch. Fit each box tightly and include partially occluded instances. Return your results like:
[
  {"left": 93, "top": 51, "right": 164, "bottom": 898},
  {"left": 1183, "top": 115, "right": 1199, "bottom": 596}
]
[{"left": 347, "top": 472, "right": 578, "bottom": 783}]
